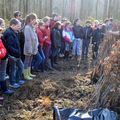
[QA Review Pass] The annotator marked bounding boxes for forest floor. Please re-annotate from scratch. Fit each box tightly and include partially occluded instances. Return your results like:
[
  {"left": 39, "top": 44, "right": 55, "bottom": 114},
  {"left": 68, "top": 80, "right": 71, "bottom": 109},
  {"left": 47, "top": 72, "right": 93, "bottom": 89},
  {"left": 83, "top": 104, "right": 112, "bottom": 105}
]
[{"left": 0, "top": 56, "right": 96, "bottom": 120}]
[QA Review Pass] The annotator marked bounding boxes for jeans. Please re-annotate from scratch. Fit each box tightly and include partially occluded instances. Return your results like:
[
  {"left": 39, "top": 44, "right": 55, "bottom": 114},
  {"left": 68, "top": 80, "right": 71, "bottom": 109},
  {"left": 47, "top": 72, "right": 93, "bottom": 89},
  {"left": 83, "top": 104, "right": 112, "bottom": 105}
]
[
  {"left": 43, "top": 44, "right": 52, "bottom": 69},
  {"left": 72, "top": 38, "right": 82, "bottom": 56},
  {"left": 0, "top": 59, "right": 8, "bottom": 92},
  {"left": 39, "top": 47, "right": 45, "bottom": 62},
  {"left": 9, "top": 58, "right": 24, "bottom": 84},
  {"left": 0, "top": 59, "right": 7, "bottom": 81},
  {"left": 60, "top": 40, "right": 65, "bottom": 54},
  {"left": 43, "top": 43, "right": 51, "bottom": 59},
  {"left": 51, "top": 47, "right": 60, "bottom": 57},
  {"left": 82, "top": 39, "right": 90, "bottom": 57},
  {"left": 32, "top": 47, "right": 45, "bottom": 71}
]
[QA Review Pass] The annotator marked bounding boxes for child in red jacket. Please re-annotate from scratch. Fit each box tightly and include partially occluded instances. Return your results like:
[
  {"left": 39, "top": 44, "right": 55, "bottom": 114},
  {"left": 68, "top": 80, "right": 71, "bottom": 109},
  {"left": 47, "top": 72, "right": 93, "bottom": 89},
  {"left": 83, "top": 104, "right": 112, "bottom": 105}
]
[
  {"left": 36, "top": 20, "right": 47, "bottom": 48},
  {"left": 32, "top": 20, "right": 46, "bottom": 72},
  {"left": 42, "top": 16, "right": 53, "bottom": 70}
]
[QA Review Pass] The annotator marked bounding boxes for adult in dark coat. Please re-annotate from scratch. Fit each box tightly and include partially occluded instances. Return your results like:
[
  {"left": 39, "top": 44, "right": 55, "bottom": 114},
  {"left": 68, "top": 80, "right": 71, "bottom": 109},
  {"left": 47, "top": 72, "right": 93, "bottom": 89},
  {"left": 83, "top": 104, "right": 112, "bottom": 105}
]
[{"left": 82, "top": 21, "right": 93, "bottom": 59}]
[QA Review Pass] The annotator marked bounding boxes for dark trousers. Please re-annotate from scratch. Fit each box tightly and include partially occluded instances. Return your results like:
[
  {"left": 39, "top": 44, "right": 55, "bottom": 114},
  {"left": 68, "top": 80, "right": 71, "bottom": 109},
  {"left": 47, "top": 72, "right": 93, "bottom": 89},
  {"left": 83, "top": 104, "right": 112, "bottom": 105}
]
[
  {"left": 51, "top": 47, "right": 60, "bottom": 67},
  {"left": 92, "top": 43, "right": 99, "bottom": 59},
  {"left": 9, "top": 58, "right": 24, "bottom": 84},
  {"left": 60, "top": 40, "right": 65, "bottom": 54},
  {"left": 82, "top": 39, "right": 90, "bottom": 57},
  {"left": 0, "top": 81, "right": 7, "bottom": 92},
  {"left": 0, "top": 60, "right": 8, "bottom": 93}
]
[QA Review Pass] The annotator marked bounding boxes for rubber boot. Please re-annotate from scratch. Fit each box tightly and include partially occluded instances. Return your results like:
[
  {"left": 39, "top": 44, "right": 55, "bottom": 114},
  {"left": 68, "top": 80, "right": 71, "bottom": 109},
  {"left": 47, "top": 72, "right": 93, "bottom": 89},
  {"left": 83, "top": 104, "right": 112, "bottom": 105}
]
[
  {"left": 28, "top": 67, "right": 36, "bottom": 77},
  {"left": 23, "top": 69, "right": 33, "bottom": 80}
]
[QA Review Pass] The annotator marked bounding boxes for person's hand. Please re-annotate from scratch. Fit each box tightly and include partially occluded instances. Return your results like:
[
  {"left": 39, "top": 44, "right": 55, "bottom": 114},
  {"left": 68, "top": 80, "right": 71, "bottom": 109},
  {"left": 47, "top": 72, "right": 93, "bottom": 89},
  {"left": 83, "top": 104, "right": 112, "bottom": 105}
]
[
  {"left": 44, "top": 36, "right": 48, "bottom": 40},
  {"left": 9, "top": 56, "right": 17, "bottom": 62}
]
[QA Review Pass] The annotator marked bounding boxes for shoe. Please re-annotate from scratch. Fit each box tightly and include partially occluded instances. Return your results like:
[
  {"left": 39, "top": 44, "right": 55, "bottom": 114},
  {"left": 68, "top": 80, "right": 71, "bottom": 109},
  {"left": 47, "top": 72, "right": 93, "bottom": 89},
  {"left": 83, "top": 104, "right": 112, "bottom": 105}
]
[
  {"left": 5, "top": 75, "right": 9, "bottom": 80},
  {"left": 9, "top": 83, "right": 20, "bottom": 89},
  {"left": 59, "top": 54, "right": 64, "bottom": 58},
  {"left": 28, "top": 67, "right": 36, "bottom": 77},
  {"left": 18, "top": 80, "right": 25, "bottom": 85},
  {"left": 3, "top": 89, "right": 14, "bottom": 95},
  {"left": 23, "top": 69, "right": 33, "bottom": 80}
]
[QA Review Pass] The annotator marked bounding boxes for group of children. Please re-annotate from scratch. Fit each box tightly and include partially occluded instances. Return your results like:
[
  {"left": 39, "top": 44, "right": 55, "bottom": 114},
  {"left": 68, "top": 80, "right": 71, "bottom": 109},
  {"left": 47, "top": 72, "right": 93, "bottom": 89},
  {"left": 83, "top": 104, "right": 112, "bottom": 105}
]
[{"left": 0, "top": 11, "right": 113, "bottom": 105}]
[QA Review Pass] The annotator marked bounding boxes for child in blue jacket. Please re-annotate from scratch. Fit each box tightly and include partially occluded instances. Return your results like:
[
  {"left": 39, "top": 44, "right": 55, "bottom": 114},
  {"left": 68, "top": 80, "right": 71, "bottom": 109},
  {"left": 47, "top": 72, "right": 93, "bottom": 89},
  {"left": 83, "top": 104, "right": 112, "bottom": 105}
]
[
  {"left": 0, "top": 18, "right": 14, "bottom": 98},
  {"left": 4, "top": 18, "right": 24, "bottom": 89}
]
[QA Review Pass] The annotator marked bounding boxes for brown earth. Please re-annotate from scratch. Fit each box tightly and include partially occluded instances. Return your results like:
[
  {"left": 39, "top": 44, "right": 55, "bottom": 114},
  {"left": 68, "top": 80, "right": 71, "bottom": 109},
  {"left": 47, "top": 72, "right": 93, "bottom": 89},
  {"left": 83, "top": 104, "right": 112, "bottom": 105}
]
[
  {"left": 0, "top": 37, "right": 119, "bottom": 120},
  {"left": 0, "top": 57, "right": 95, "bottom": 120}
]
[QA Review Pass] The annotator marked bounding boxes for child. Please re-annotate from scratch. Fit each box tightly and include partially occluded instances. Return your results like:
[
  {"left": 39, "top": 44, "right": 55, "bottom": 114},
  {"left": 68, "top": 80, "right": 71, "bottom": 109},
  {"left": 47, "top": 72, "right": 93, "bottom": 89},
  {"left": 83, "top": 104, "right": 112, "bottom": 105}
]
[
  {"left": 42, "top": 16, "right": 53, "bottom": 70},
  {"left": 32, "top": 20, "right": 45, "bottom": 72},
  {"left": 59, "top": 18, "right": 68, "bottom": 57},
  {"left": 50, "top": 13, "right": 61, "bottom": 30},
  {"left": 82, "top": 20, "right": 93, "bottom": 59},
  {"left": 72, "top": 19, "right": 84, "bottom": 66},
  {"left": 0, "top": 18, "right": 14, "bottom": 96},
  {"left": 24, "top": 13, "right": 38, "bottom": 80},
  {"left": 14, "top": 11, "right": 25, "bottom": 62},
  {"left": 63, "top": 21, "right": 75, "bottom": 60},
  {"left": 51, "top": 21, "right": 62, "bottom": 67},
  {"left": 4, "top": 18, "right": 24, "bottom": 88},
  {"left": 36, "top": 20, "right": 46, "bottom": 72}
]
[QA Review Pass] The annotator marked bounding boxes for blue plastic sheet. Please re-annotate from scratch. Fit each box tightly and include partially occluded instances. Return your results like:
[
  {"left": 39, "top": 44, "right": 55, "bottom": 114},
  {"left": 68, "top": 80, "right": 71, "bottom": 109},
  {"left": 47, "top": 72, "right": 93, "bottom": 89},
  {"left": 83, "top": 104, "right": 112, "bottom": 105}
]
[{"left": 53, "top": 106, "right": 118, "bottom": 120}]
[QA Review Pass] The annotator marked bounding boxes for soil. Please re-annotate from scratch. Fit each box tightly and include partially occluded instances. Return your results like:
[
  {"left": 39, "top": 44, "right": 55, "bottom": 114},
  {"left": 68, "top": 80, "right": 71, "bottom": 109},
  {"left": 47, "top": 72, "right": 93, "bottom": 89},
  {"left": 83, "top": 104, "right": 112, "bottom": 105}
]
[{"left": 0, "top": 58, "right": 95, "bottom": 120}]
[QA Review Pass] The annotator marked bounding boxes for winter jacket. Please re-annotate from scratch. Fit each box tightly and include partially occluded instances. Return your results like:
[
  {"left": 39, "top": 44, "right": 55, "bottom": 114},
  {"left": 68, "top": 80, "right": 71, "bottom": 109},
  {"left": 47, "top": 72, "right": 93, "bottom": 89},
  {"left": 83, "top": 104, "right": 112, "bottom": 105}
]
[
  {"left": 43, "top": 26, "right": 51, "bottom": 45},
  {"left": 63, "top": 29, "right": 75, "bottom": 43},
  {"left": 18, "top": 24, "right": 25, "bottom": 57},
  {"left": 99, "top": 25, "right": 106, "bottom": 39},
  {"left": 24, "top": 24, "right": 39, "bottom": 56},
  {"left": 51, "top": 28, "right": 61, "bottom": 48},
  {"left": 0, "top": 39, "right": 6, "bottom": 59},
  {"left": 3, "top": 27, "right": 21, "bottom": 58},
  {"left": 92, "top": 28, "right": 101, "bottom": 44},
  {"left": 83, "top": 26, "right": 93, "bottom": 40},
  {"left": 73, "top": 25, "right": 84, "bottom": 39},
  {"left": 50, "top": 19, "right": 56, "bottom": 30},
  {"left": 36, "top": 27, "right": 46, "bottom": 48}
]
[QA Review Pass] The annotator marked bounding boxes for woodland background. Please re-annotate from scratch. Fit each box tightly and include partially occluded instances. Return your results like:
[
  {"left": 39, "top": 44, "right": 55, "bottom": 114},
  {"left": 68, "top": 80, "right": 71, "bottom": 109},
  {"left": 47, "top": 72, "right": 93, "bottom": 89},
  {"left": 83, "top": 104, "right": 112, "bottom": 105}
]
[{"left": 0, "top": 0, "right": 120, "bottom": 21}]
